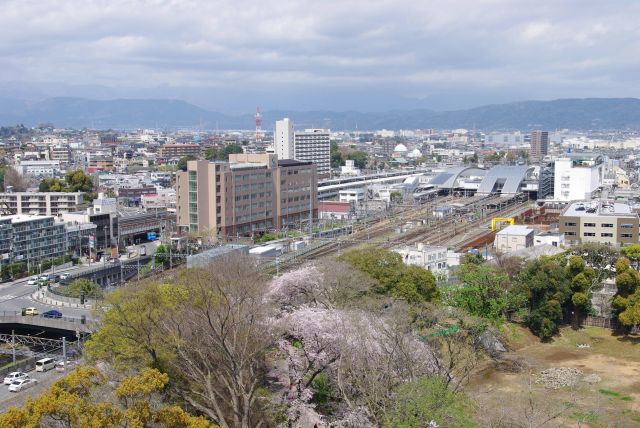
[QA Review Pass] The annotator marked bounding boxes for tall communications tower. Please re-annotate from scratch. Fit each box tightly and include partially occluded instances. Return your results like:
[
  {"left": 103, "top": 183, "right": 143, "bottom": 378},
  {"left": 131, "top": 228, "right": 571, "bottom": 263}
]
[{"left": 255, "top": 106, "right": 263, "bottom": 142}]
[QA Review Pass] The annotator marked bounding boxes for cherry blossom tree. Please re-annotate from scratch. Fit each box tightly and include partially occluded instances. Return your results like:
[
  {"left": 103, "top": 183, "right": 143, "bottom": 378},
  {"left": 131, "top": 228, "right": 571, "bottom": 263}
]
[{"left": 276, "top": 306, "right": 439, "bottom": 426}]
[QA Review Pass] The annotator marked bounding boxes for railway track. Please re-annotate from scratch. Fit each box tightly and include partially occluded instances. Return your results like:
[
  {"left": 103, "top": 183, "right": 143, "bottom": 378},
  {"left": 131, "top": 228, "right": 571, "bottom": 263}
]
[{"left": 265, "top": 195, "right": 532, "bottom": 274}]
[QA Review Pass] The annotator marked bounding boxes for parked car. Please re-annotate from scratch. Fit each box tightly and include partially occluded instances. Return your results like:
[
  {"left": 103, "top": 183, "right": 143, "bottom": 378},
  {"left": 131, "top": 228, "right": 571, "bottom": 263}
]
[
  {"left": 35, "top": 358, "right": 56, "bottom": 372},
  {"left": 3, "top": 372, "right": 28, "bottom": 385},
  {"left": 55, "top": 360, "right": 75, "bottom": 372},
  {"left": 42, "top": 309, "right": 63, "bottom": 319},
  {"left": 8, "top": 378, "right": 37, "bottom": 392},
  {"left": 24, "top": 307, "right": 39, "bottom": 316},
  {"left": 60, "top": 273, "right": 71, "bottom": 280}
]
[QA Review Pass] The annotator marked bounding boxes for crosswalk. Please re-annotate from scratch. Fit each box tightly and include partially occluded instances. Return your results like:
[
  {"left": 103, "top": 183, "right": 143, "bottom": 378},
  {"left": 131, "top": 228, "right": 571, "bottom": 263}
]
[{"left": 0, "top": 293, "right": 33, "bottom": 303}]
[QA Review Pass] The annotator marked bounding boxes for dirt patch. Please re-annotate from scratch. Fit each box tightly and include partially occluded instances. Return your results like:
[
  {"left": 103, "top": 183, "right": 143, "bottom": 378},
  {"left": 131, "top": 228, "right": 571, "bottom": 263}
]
[
  {"left": 542, "top": 350, "right": 587, "bottom": 364},
  {"left": 468, "top": 326, "right": 640, "bottom": 427}
]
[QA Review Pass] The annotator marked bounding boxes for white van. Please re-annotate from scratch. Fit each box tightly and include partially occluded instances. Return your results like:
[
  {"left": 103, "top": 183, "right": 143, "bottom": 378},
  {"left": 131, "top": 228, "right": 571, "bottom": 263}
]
[{"left": 35, "top": 358, "right": 56, "bottom": 372}]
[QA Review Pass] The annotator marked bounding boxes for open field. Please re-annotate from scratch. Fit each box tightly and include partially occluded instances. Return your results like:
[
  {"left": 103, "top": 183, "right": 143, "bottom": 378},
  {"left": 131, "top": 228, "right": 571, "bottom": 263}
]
[{"left": 468, "top": 326, "right": 640, "bottom": 427}]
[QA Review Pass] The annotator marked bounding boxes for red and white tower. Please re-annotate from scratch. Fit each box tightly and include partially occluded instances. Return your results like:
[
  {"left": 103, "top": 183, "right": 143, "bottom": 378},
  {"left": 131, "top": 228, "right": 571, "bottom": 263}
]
[{"left": 255, "top": 106, "right": 263, "bottom": 142}]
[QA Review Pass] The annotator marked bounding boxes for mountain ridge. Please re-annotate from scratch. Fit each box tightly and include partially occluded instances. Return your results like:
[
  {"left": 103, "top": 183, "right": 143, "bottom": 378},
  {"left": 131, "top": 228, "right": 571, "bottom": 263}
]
[{"left": 1, "top": 96, "right": 639, "bottom": 131}]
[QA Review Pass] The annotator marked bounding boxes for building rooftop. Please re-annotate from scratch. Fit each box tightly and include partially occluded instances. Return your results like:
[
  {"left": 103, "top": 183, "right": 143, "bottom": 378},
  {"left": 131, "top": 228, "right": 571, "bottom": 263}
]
[
  {"left": 318, "top": 201, "right": 351, "bottom": 213},
  {"left": 563, "top": 200, "right": 635, "bottom": 217},
  {"left": 0, "top": 191, "right": 83, "bottom": 196},
  {"left": 229, "top": 163, "right": 267, "bottom": 170},
  {"left": 1, "top": 214, "right": 55, "bottom": 223},
  {"left": 278, "top": 159, "right": 313, "bottom": 167},
  {"left": 496, "top": 225, "right": 534, "bottom": 236}
]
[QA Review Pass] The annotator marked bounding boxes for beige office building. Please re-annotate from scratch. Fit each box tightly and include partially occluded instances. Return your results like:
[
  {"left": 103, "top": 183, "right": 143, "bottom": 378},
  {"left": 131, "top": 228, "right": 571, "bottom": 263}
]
[
  {"left": 176, "top": 154, "right": 317, "bottom": 240},
  {"left": 560, "top": 201, "right": 638, "bottom": 246}
]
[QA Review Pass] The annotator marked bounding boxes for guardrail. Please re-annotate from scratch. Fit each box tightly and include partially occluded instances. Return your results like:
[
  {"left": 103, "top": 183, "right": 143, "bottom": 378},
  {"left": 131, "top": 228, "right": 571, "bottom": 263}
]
[
  {"left": 0, "top": 311, "right": 93, "bottom": 332},
  {"left": 59, "top": 256, "right": 153, "bottom": 286}
]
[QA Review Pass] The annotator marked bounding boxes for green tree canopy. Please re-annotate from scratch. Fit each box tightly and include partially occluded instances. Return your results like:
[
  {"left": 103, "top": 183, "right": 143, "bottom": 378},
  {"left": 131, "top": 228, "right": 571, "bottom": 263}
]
[
  {"left": 346, "top": 151, "right": 369, "bottom": 169},
  {"left": 177, "top": 155, "right": 197, "bottom": 171},
  {"left": 451, "top": 263, "right": 518, "bottom": 324},
  {"left": 330, "top": 141, "right": 344, "bottom": 168},
  {"left": 204, "top": 143, "right": 244, "bottom": 161},
  {"left": 516, "top": 256, "right": 572, "bottom": 340},
  {"left": 65, "top": 169, "right": 94, "bottom": 193},
  {"left": 339, "top": 248, "right": 439, "bottom": 303},
  {"left": 60, "top": 278, "right": 103, "bottom": 298},
  {"left": 0, "top": 366, "right": 216, "bottom": 428},
  {"left": 613, "top": 256, "right": 640, "bottom": 328},
  {"left": 382, "top": 376, "right": 477, "bottom": 428},
  {"left": 39, "top": 169, "right": 94, "bottom": 199}
]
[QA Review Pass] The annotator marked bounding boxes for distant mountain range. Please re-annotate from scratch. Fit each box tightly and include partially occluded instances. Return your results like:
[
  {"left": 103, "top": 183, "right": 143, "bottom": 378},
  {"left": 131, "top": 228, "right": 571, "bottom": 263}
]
[{"left": 1, "top": 97, "right": 639, "bottom": 131}]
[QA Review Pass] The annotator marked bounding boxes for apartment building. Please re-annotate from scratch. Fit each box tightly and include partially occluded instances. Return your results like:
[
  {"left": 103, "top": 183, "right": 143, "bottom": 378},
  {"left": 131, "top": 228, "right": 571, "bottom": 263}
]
[
  {"left": 339, "top": 188, "right": 365, "bottom": 203},
  {"left": 0, "top": 192, "right": 84, "bottom": 216},
  {"left": 393, "top": 243, "right": 449, "bottom": 277},
  {"left": 274, "top": 118, "right": 294, "bottom": 160},
  {"left": 0, "top": 214, "right": 100, "bottom": 268},
  {"left": 294, "top": 129, "right": 331, "bottom": 176},
  {"left": 176, "top": 154, "right": 317, "bottom": 240},
  {"left": 87, "top": 156, "right": 116, "bottom": 172},
  {"left": 0, "top": 218, "right": 11, "bottom": 269},
  {"left": 4, "top": 215, "right": 67, "bottom": 265},
  {"left": 560, "top": 201, "right": 638, "bottom": 246},
  {"left": 18, "top": 160, "right": 61, "bottom": 177},
  {"left": 49, "top": 145, "right": 72, "bottom": 166},
  {"left": 159, "top": 143, "right": 201, "bottom": 158},
  {"left": 554, "top": 154, "right": 603, "bottom": 201},
  {"left": 529, "top": 130, "right": 549, "bottom": 160},
  {"left": 141, "top": 190, "right": 177, "bottom": 212}
]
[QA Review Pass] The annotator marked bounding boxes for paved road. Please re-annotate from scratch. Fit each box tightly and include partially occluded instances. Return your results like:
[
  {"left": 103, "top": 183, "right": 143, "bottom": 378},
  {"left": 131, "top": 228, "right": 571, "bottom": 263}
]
[
  {"left": 0, "top": 265, "right": 96, "bottom": 319},
  {"left": 0, "top": 364, "right": 74, "bottom": 412}
]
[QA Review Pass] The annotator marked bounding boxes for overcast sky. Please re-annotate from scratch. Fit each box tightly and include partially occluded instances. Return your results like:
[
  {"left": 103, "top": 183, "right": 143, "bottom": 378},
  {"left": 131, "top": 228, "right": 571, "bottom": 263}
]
[{"left": 1, "top": 0, "right": 639, "bottom": 112}]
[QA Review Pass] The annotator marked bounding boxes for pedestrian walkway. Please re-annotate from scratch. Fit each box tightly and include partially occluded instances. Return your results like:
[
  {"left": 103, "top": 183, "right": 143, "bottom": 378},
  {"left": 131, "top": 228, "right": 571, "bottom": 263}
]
[{"left": 31, "top": 289, "right": 94, "bottom": 309}]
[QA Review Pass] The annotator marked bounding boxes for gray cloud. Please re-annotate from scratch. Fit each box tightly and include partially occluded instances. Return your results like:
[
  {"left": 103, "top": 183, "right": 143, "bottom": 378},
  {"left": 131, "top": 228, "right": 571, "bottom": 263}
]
[{"left": 0, "top": 0, "right": 639, "bottom": 111}]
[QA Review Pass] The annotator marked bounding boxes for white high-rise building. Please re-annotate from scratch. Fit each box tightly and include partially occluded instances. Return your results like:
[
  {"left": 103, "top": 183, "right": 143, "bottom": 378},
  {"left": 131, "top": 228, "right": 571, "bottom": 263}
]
[
  {"left": 274, "top": 118, "right": 294, "bottom": 160},
  {"left": 553, "top": 154, "right": 604, "bottom": 201},
  {"left": 294, "top": 128, "right": 331, "bottom": 176}
]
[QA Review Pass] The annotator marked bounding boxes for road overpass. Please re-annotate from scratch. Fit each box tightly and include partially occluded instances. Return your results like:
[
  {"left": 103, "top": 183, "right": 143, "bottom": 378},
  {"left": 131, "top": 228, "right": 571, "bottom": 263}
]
[
  {"left": 60, "top": 256, "right": 153, "bottom": 287},
  {"left": 0, "top": 311, "right": 93, "bottom": 340}
]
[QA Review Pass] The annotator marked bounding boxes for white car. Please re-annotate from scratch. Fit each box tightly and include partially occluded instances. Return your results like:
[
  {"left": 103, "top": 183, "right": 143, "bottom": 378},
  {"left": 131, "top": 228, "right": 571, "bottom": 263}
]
[
  {"left": 27, "top": 279, "right": 38, "bottom": 286},
  {"left": 3, "top": 372, "right": 28, "bottom": 385},
  {"left": 8, "top": 378, "right": 37, "bottom": 392},
  {"left": 60, "top": 273, "right": 70, "bottom": 280}
]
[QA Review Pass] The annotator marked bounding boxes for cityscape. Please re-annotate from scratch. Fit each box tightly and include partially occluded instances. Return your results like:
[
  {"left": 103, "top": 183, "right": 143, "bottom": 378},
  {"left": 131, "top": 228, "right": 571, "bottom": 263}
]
[{"left": 0, "top": 1, "right": 639, "bottom": 427}]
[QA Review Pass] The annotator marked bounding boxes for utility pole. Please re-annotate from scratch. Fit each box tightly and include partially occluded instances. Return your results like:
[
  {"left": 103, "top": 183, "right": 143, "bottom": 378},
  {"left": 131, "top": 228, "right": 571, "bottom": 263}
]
[
  {"left": 11, "top": 330, "right": 15, "bottom": 364},
  {"left": 62, "top": 337, "right": 66, "bottom": 371}
]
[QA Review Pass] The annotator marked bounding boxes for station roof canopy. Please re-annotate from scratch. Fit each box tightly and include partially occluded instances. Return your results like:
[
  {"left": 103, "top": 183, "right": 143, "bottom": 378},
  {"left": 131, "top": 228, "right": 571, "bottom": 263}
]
[
  {"left": 477, "top": 165, "right": 533, "bottom": 195},
  {"left": 429, "top": 166, "right": 486, "bottom": 189}
]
